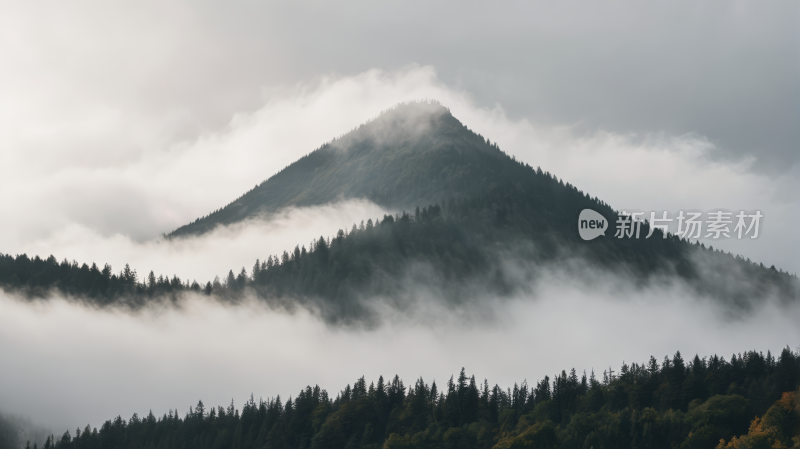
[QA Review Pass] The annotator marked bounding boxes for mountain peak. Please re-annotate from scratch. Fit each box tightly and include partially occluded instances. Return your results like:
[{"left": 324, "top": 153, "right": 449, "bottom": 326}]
[
  {"left": 168, "top": 100, "right": 505, "bottom": 237},
  {"left": 369, "top": 100, "right": 451, "bottom": 121},
  {"left": 329, "top": 100, "right": 453, "bottom": 153}
]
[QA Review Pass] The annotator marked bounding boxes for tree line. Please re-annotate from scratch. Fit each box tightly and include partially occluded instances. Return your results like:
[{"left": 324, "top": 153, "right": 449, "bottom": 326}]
[
  {"left": 14, "top": 346, "right": 800, "bottom": 449},
  {"left": 1, "top": 196, "right": 796, "bottom": 324}
]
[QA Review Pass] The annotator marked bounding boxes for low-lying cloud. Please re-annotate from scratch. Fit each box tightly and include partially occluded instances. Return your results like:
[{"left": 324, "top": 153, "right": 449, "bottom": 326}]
[
  {"left": 6, "top": 200, "right": 389, "bottom": 287},
  {"left": 1, "top": 268, "right": 797, "bottom": 438}
]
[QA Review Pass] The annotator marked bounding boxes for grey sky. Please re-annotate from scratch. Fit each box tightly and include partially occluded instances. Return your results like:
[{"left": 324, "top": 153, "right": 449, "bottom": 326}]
[
  {"left": 236, "top": 1, "right": 798, "bottom": 171},
  {"left": 150, "top": 0, "right": 790, "bottom": 171},
  {"left": 4, "top": 1, "right": 796, "bottom": 169}
]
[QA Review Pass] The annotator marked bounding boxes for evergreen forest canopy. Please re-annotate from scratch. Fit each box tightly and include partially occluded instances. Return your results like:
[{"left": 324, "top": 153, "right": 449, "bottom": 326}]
[
  {"left": 0, "top": 101, "right": 797, "bottom": 323},
  {"left": 4, "top": 346, "right": 799, "bottom": 449}
]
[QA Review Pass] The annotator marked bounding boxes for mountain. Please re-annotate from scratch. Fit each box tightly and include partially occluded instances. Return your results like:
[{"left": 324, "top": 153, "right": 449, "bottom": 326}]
[
  {"left": 0, "top": 101, "right": 796, "bottom": 319},
  {"left": 162, "top": 101, "right": 794, "bottom": 309},
  {"left": 168, "top": 101, "right": 584, "bottom": 238}
]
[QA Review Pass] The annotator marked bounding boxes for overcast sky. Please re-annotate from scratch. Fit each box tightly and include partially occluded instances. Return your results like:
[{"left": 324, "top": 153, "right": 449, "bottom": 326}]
[
  {"left": 1, "top": 0, "right": 798, "bottom": 437},
  {"left": 4, "top": 1, "right": 796, "bottom": 166},
  {"left": 1, "top": 0, "right": 797, "bottom": 268}
]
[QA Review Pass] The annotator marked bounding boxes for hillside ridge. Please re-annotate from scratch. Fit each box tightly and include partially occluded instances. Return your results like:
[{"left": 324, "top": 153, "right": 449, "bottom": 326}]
[{"left": 168, "top": 100, "right": 547, "bottom": 237}]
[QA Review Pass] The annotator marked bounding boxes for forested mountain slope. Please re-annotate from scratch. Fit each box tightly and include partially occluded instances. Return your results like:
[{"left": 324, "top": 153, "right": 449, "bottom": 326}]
[
  {"left": 168, "top": 101, "right": 599, "bottom": 238},
  {"left": 1, "top": 102, "right": 797, "bottom": 317}
]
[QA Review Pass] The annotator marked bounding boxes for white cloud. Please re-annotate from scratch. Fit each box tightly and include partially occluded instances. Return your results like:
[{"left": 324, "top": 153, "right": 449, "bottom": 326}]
[
  {"left": 13, "top": 200, "right": 389, "bottom": 285},
  {"left": 2, "top": 275, "right": 797, "bottom": 434}
]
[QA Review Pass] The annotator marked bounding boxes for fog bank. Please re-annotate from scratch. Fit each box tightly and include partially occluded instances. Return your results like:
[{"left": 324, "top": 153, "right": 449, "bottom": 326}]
[
  {"left": 5, "top": 200, "right": 389, "bottom": 286},
  {"left": 1, "top": 275, "right": 797, "bottom": 435}
]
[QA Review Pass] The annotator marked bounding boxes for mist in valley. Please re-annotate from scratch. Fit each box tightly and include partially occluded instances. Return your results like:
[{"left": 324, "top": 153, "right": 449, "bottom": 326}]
[{"left": 1, "top": 208, "right": 798, "bottom": 437}]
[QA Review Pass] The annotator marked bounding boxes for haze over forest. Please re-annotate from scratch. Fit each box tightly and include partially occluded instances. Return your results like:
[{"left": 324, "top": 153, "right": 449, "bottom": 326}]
[{"left": 2, "top": 102, "right": 797, "bottom": 324}]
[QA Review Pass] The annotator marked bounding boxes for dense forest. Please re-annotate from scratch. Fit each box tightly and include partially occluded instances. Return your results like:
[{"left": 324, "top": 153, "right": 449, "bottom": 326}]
[
  {"left": 1, "top": 198, "right": 796, "bottom": 324},
  {"left": 5, "top": 347, "right": 798, "bottom": 449}
]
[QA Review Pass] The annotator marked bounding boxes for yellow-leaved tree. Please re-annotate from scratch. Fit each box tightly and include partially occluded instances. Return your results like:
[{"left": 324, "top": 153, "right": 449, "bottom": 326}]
[{"left": 716, "top": 390, "right": 799, "bottom": 449}]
